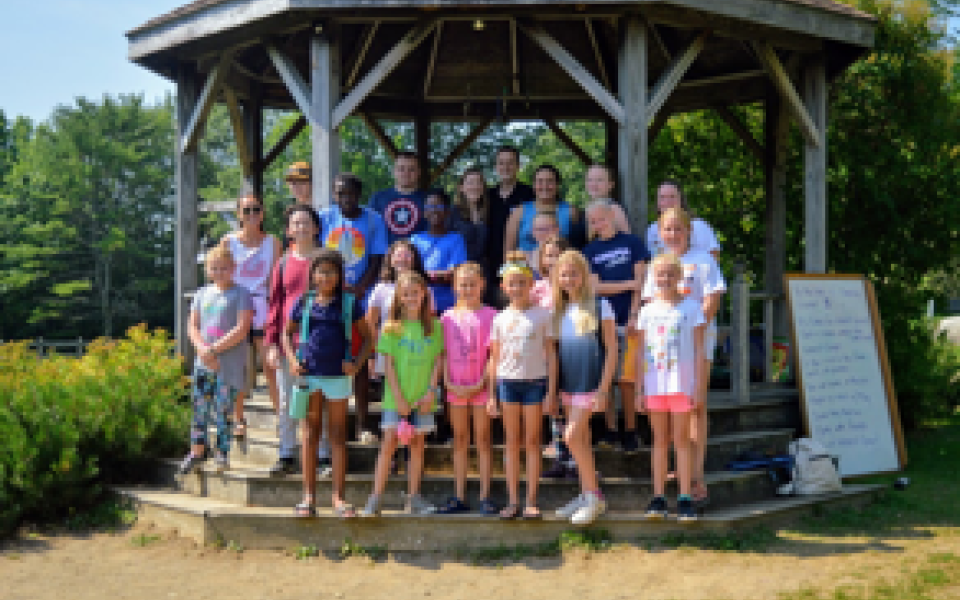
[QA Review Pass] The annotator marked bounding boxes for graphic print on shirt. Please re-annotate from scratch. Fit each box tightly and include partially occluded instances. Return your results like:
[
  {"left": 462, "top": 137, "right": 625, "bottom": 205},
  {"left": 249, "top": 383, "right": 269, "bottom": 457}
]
[
  {"left": 590, "top": 247, "right": 632, "bottom": 270},
  {"left": 325, "top": 225, "right": 367, "bottom": 268},
  {"left": 680, "top": 263, "right": 697, "bottom": 296},
  {"left": 646, "top": 317, "right": 685, "bottom": 374},
  {"left": 384, "top": 199, "right": 420, "bottom": 236},
  {"left": 500, "top": 313, "right": 535, "bottom": 371},
  {"left": 201, "top": 296, "right": 230, "bottom": 340},
  {"left": 236, "top": 254, "right": 268, "bottom": 279}
]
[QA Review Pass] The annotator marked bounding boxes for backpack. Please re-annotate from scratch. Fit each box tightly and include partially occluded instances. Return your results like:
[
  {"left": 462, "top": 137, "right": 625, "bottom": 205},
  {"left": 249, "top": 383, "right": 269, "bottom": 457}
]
[
  {"left": 777, "top": 438, "right": 843, "bottom": 496},
  {"left": 278, "top": 255, "right": 355, "bottom": 361}
]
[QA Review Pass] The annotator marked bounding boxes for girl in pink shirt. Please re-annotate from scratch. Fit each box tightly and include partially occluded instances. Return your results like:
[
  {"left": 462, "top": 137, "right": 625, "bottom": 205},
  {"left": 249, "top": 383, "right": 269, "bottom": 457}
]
[{"left": 437, "top": 262, "right": 498, "bottom": 515}]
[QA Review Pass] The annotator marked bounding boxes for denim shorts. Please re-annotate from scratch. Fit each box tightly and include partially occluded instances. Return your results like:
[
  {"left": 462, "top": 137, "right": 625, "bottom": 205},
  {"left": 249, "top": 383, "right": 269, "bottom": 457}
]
[
  {"left": 496, "top": 378, "right": 547, "bottom": 406},
  {"left": 381, "top": 410, "right": 436, "bottom": 433}
]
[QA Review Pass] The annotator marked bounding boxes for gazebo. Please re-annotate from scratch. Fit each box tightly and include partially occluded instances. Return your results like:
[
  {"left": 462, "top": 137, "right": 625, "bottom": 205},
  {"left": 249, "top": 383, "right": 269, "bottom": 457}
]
[{"left": 127, "top": 0, "right": 876, "bottom": 379}]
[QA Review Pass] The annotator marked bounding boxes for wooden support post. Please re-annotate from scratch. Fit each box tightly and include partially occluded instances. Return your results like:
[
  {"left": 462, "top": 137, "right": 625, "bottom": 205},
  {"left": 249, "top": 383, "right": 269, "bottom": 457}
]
[
  {"left": 729, "top": 262, "right": 751, "bottom": 403},
  {"left": 509, "top": 19, "right": 521, "bottom": 95},
  {"left": 359, "top": 112, "right": 398, "bottom": 159},
  {"left": 334, "top": 20, "right": 438, "bottom": 127},
  {"left": 803, "top": 58, "right": 828, "bottom": 273},
  {"left": 519, "top": 21, "right": 625, "bottom": 124},
  {"left": 428, "top": 117, "right": 494, "bottom": 186},
  {"left": 415, "top": 113, "right": 430, "bottom": 176},
  {"left": 262, "top": 116, "right": 307, "bottom": 170},
  {"left": 714, "top": 105, "right": 766, "bottom": 164},
  {"left": 242, "top": 90, "right": 264, "bottom": 196},
  {"left": 544, "top": 118, "right": 593, "bottom": 166},
  {"left": 617, "top": 15, "right": 649, "bottom": 235},
  {"left": 646, "top": 31, "right": 707, "bottom": 123},
  {"left": 753, "top": 42, "right": 822, "bottom": 148},
  {"left": 180, "top": 51, "right": 233, "bottom": 153},
  {"left": 175, "top": 64, "right": 200, "bottom": 364},
  {"left": 311, "top": 31, "right": 340, "bottom": 212},
  {"left": 224, "top": 88, "right": 252, "bottom": 183},
  {"left": 764, "top": 89, "right": 791, "bottom": 341}
]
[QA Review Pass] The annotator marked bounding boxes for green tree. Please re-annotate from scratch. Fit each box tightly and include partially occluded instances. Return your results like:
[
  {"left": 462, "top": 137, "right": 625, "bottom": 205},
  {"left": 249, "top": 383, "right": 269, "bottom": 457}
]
[{"left": 0, "top": 95, "right": 176, "bottom": 339}]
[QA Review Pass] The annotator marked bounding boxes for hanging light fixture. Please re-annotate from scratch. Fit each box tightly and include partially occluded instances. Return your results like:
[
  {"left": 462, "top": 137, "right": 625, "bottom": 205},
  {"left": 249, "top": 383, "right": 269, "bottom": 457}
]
[{"left": 473, "top": 19, "right": 485, "bottom": 31}]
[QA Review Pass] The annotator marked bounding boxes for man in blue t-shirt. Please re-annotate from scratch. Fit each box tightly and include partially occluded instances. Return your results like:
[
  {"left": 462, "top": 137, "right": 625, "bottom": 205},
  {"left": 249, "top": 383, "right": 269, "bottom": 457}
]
[
  {"left": 582, "top": 199, "right": 652, "bottom": 454},
  {"left": 318, "top": 172, "right": 387, "bottom": 444},
  {"left": 368, "top": 151, "right": 429, "bottom": 244}
]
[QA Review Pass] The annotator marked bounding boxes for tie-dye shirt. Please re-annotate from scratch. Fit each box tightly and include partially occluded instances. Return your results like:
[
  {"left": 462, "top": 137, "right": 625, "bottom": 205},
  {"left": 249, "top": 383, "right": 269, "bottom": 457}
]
[{"left": 191, "top": 283, "right": 253, "bottom": 390}]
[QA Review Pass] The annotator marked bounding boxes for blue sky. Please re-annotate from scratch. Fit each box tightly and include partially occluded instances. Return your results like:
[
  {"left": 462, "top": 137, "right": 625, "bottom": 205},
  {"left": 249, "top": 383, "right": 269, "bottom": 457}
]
[{"left": 1, "top": 1, "right": 956, "bottom": 124}]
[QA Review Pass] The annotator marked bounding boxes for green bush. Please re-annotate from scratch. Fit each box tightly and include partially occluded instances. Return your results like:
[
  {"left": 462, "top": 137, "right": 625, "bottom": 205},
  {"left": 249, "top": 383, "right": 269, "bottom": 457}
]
[
  {"left": 888, "top": 317, "right": 960, "bottom": 429},
  {"left": 0, "top": 325, "right": 189, "bottom": 535}
]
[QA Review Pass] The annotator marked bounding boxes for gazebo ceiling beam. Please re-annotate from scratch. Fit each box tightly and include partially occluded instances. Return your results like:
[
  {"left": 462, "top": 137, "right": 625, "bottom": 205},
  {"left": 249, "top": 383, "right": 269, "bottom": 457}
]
[
  {"left": 333, "top": 19, "right": 438, "bottom": 127},
  {"left": 266, "top": 43, "right": 313, "bottom": 118},
  {"left": 646, "top": 30, "right": 708, "bottom": 123},
  {"left": 358, "top": 112, "right": 399, "bottom": 159},
  {"left": 423, "top": 22, "right": 444, "bottom": 97},
  {"left": 509, "top": 19, "right": 520, "bottom": 95},
  {"left": 713, "top": 105, "right": 766, "bottom": 164},
  {"left": 223, "top": 88, "right": 253, "bottom": 179},
  {"left": 752, "top": 41, "right": 822, "bottom": 147},
  {"left": 641, "top": 15, "right": 673, "bottom": 62},
  {"left": 262, "top": 115, "right": 308, "bottom": 169},
  {"left": 345, "top": 21, "right": 380, "bottom": 89},
  {"left": 543, "top": 118, "right": 593, "bottom": 166},
  {"left": 427, "top": 117, "right": 494, "bottom": 187},
  {"left": 642, "top": 7, "right": 823, "bottom": 53},
  {"left": 584, "top": 19, "right": 611, "bottom": 91},
  {"left": 180, "top": 50, "right": 234, "bottom": 154},
  {"left": 517, "top": 21, "right": 625, "bottom": 124}
]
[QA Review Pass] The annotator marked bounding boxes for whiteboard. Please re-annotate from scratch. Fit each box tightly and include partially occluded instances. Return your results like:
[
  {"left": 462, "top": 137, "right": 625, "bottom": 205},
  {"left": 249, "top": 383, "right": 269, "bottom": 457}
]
[{"left": 785, "top": 275, "right": 906, "bottom": 477}]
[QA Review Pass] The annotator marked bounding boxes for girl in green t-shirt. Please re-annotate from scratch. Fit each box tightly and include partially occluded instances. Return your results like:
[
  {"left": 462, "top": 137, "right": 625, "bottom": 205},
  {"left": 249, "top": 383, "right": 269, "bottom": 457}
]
[{"left": 361, "top": 271, "right": 444, "bottom": 516}]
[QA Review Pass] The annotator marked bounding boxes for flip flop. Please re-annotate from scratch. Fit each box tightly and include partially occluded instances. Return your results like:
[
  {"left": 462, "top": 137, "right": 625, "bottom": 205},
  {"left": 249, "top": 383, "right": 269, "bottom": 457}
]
[
  {"left": 522, "top": 506, "right": 542, "bottom": 520},
  {"left": 334, "top": 502, "right": 357, "bottom": 519},
  {"left": 499, "top": 504, "right": 520, "bottom": 520},
  {"left": 294, "top": 501, "right": 317, "bottom": 518}
]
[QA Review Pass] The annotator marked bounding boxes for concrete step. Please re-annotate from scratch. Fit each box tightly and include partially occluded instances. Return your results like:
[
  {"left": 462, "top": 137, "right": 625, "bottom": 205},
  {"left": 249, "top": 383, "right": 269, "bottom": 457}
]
[
  {"left": 116, "top": 483, "right": 886, "bottom": 551},
  {"left": 156, "top": 459, "right": 778, "bottom": 513},
  {"left": 229, "top": 427, "right": 795, "bottom": 479},
  {"left": 239, "top": 386, "right": 801, "bottom": 441}
]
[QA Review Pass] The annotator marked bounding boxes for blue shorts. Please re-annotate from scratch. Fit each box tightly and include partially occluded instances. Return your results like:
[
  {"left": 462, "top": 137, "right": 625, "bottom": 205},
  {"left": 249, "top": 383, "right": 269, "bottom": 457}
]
[
  {"left": 296, "top": 375, "right": 352, "bottom": 400},
  {"left": 497, "top": 378, "right": 547, "bottom": 406},
  {"left": 381, "top": 410, "right": 436, "bottom": 433}
]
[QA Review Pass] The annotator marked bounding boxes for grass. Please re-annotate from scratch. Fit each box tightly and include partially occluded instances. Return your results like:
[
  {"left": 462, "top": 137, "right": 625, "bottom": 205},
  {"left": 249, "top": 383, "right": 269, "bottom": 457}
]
[
  {"left": 62, "top": 496, "right": 137, "bottom": 532},
  {"left": 657, "top": 526, "right": 778, "bottom": 552},
  {"left": 339, "top": 538, "right": 387, "bottom": 561},
  {"left": 130, "top": 533, "right": 161, "bottom": 547},
  {"left": 293, "top": 544, "right": 319, "bottom": 560},
  {"left": 455, "top": 528, "right": 614, "bottom": 564}
]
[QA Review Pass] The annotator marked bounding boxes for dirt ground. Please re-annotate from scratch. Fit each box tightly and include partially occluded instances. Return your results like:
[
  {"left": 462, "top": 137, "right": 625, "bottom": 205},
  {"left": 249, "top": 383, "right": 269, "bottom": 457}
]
[{"left": 2, "top": 522, "right": 958, "bottom": 600}]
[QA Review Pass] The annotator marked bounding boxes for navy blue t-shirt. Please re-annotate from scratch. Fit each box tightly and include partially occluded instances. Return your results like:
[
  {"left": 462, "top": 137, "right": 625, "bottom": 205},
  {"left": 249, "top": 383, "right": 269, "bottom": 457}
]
[
  {"left": 582, "top": 232, "right": 651, "bottom": 325},
  {"left": 368, "top": 187, "right": 428, "bottom": 244},
  {"left": 288, "top": 294, "right": 363, "bottom": 377}
]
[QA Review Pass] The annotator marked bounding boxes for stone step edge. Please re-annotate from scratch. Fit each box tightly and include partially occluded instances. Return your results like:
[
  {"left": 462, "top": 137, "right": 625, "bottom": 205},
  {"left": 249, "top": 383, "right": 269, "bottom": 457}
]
[{"left": 114, "top": 484, "right": 886, "bottom": 551}]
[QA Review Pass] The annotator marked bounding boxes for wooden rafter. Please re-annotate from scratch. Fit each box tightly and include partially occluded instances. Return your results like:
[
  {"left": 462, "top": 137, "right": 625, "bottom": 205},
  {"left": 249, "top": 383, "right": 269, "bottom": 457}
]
[
  {"left": 266, "top": 44, "right": 312, "bottom": 118},
  {"left": 423, "top": 22, "right": 443, "bottom": 96},
  {"left": 518, "top": 22, "right": 624, "bottom": 124},
  {"left": 180, "top": 50, "right": 234, "bottom": 153},
  {"left": 223, "top": 88, "right": 252, "bottom": 179},
  {"left": 752, "top": 41, "right": 822, "bottom": 147},
  {"left": 642, "top": 15, "right": 673, "bottom": 62},
  {"left": 646, "top": 30, "right": 708, "bottom": 123},
  {"left": 262, "top": 115, "right": 307, "bottom": 169},
  {"left": 333, "top": 19, "right": 439, "bottom": 127},
  {"left": 509, "top": 19, "right": 520, "bottom": 95},
  {"left": 584, "top": 19, "right": 611, "bottom": 91},
  {"left": 345, "top": 21, "right": 379, "bottom": 89},
  {"left": 544, "top": 119, "right": 593, "bottom": 166},
  {"left": 713, "top": 105, "right": 765, "bottom": 163},
  {"left": 427, "top": 117, "right": 494, "bottom": 186},
  {"left": 359, "top": 112, "right": 398, "bottom": 159}
]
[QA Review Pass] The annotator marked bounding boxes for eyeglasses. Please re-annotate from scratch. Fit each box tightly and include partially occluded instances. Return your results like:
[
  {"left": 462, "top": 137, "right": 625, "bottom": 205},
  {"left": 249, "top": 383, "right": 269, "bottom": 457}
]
[{"left": 242, "top": 206, "right": 262, "bottom": 215}]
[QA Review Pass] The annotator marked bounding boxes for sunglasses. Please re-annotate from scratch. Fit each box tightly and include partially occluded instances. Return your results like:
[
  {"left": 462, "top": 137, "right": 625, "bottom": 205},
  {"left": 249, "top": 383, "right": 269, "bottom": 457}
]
[
  {"left": 424, "top": 203, "right": 447, "bottom": 212},
  {"left": 241, "top": 206, "right": 262, "bottom": 215}
]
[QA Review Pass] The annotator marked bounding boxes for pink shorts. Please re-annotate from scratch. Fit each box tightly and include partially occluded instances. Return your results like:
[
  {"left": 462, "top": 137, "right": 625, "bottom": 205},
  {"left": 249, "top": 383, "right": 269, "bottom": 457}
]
[
  {"left": 561, "top": 392, "right": 597, "bottom": 410},
  {"left": 447, "top": 389, "right": 488, "bottom": 407},
  {"left": 645, "top": 393, "right": 694, "bottom": 413}
]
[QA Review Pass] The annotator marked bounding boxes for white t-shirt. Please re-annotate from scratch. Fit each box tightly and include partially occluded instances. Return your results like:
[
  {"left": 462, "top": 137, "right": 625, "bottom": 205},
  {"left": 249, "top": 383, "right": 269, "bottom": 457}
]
[
  {"left": 641, "top": 249, "right": 726, "bottom": 327},
  {"left": 636, "top": 297, "right": 705, "bottom": 397},
  {"left": 646, "top": 218, "right": 720, "bottom": 257},
  {"left": 367, "top": 281, "right": 436, "bottom": 375},
  {"left": 490, "top": 306, "right": 554, "bottom": 380}
]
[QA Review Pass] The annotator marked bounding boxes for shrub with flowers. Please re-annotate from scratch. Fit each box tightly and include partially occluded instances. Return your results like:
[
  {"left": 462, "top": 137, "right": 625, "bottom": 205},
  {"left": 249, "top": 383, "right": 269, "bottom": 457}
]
[{"left": 0, "top": 325, "right": 189, "bottom": 535}]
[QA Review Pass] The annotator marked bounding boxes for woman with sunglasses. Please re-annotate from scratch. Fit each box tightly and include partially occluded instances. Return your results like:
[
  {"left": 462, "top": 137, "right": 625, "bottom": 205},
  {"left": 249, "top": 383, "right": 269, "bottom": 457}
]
[{"left": 221, "top": 193, "right": 282, "bottom": 438}]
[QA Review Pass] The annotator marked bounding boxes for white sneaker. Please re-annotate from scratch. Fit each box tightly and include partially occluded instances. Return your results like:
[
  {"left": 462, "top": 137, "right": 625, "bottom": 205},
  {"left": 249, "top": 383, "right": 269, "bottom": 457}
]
[
  {"left": 555, "top": 493, "right": 587, "bottom": 519},
  {"left": 571, "top": 492, "right": 606, "bottom": 526},
  {"left": 316, "top": 459, "right": 333, "bottom": 479},
  {"left": 405, "top": 493, "right": 437, "bottom": 515}
]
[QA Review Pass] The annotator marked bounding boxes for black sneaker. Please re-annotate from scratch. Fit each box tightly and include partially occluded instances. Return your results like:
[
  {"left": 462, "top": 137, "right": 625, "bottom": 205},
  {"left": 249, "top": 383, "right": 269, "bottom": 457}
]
[
  {"left": 177, "top": 453, "right": 204, "bottom": 476},
  {"left": 644, "top": 496, "right": 669, "bottom": 520},
  {"left": 677, "top": 497, "right": 698, "bottom": 522},
  {"left": 621, "top": 430, "right": 640, "bottom": 454},
  {"left": 269, "top": 456, "right": 299, "bottom": 477}
]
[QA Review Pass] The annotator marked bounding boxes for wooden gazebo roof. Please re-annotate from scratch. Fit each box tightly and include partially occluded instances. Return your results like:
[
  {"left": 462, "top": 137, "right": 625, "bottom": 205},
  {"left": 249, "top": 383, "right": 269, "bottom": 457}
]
[{"left": 127, "top": 0, "right": 875, "bottom": 121}]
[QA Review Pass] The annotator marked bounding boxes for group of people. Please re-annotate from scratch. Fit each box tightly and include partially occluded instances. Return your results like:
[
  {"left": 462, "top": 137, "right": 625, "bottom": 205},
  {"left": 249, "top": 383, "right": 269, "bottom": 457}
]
[{"left": 180, "top": 145, "right": 727, "bottom": 525}]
